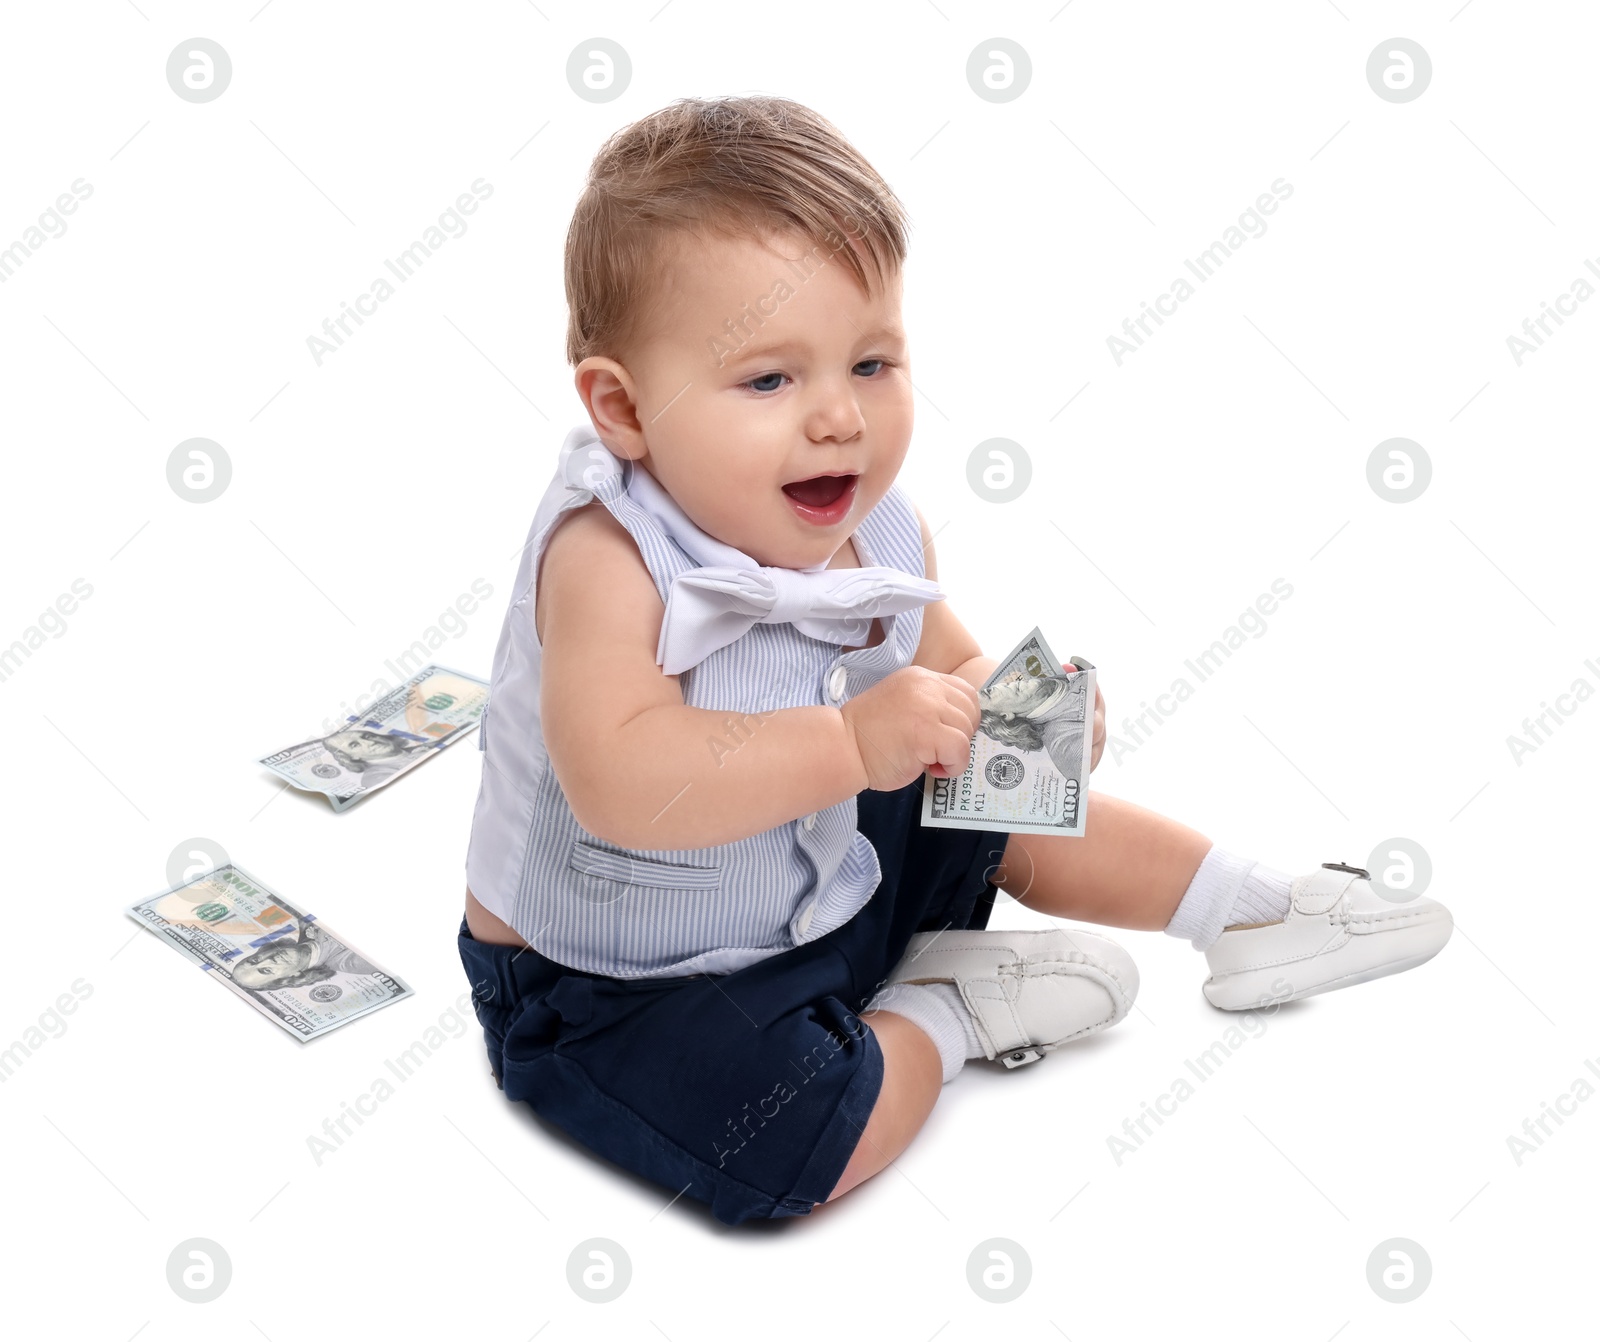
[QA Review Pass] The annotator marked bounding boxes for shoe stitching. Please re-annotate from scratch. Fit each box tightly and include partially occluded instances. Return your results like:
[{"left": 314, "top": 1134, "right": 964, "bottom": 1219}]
[
  {"left": 1212, "top": 905, "right": 1446, "bottom": 976},
  {"left": 1345, "top": 906, "right": 1446, "bottom": 930},
  {"left": 1207, "top": 947, "right": 1444, "bottom": 1004},
  {"left": 1210, "top": 924, "right": 1351, "bottom": 975}
]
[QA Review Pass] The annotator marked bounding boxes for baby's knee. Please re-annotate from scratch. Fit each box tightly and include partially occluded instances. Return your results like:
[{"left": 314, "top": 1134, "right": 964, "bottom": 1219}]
[
  {"left": 825, "top": 1011, "right": 942, "bottom": 1202},
  {"left": 862, "top": 1005, "right": 944, "bottom": 1091}
]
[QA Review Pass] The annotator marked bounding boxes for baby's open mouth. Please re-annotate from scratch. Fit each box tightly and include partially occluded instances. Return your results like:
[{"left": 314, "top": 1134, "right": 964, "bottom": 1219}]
[{"left": 781, "top": 473, "right": 856, "bottom": 507}]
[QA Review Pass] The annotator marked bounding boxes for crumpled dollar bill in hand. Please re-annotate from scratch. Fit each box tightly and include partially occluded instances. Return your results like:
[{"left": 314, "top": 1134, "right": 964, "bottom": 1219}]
[{"left": 920, "top": 626, "right": 1095, "bottom": 837}]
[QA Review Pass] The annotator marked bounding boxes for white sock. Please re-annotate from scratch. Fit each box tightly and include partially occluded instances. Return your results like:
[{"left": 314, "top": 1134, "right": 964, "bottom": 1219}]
[
  {"left": 864, "top": 981, "right": 985, "bottom": 1084},
  {"left": 1164, "top": 845, "right": 1295, "bottom": 951}
]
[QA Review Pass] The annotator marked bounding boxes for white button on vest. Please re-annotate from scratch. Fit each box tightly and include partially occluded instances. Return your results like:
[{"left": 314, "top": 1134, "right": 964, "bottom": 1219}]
[
  {"left": 827, "top": 664, "right": 848, "bottom": 703},
  {"left": 803, "top": 812, "right": 817, "bottom": 831}
]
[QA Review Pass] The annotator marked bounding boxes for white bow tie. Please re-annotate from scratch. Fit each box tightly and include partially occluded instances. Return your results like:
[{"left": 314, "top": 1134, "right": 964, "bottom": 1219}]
[{"left": 559, "top": 428, "right": 945, "bottom": 676}]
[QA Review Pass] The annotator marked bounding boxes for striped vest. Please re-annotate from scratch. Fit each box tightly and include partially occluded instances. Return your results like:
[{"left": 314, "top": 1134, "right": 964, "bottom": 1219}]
[{"left": 463, "top": 424, "right": 936, "bottom": 979}]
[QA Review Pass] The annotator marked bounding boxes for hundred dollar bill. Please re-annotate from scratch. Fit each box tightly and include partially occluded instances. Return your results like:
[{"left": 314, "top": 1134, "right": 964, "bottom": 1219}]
[
  {"left": 258, "top": 664, "right": 488, "bottom": 812},
  {"left": 126, "top": 864, "right": 412, "bottom": 1042},
  {"left": 920, "top": 627, "right": 1096, "bottom": 836}
]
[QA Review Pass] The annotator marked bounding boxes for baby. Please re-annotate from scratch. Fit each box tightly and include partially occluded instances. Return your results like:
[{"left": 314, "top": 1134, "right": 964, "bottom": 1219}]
[{"left": 456, "top": 96, "right": 1454, "bottom": 1227}]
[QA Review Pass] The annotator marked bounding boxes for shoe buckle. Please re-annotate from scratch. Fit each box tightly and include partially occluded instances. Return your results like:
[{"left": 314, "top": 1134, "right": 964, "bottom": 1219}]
[
  {"left": 1001, "top": 1047, "right": 1043, "bottom": 1068},
  {"left": 1322, "top": 861, "right": 1371, "bottom": 880}
]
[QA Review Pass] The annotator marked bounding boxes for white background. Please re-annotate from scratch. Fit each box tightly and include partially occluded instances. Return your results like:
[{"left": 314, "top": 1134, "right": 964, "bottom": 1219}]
[{"left": 2, "top": 1, "right": 1594, "bottom": 1337}]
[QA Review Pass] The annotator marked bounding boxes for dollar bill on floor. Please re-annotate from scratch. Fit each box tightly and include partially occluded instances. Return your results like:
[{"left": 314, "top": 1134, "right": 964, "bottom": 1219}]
[
  {"left": 920, "top": 626, "right": 1096, "bottom": 836},
  {"left": 258, "top": 664, "right": 489, "bottom": 812},
  {"left": 126, "top": 864, "right": 412, "bottom": 1042}
]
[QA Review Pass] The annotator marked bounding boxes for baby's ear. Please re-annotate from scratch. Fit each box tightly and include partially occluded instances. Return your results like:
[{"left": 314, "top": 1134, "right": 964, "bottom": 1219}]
[{"left": 575, "top": 357, "right": 647, "bottom": 460}]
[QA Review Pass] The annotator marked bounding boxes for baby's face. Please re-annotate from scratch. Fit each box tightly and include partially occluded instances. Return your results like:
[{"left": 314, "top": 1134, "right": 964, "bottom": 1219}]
[{"left": 616, "top": 228, "right": 912, "bottom": 569}]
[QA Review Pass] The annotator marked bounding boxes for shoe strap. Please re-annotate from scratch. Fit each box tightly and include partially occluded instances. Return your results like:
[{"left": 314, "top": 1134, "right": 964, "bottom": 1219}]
[
  {"left": 957, "top": 978, "right": 1025, "bottom": 1059},
  {"left": 1291, "top": 864, "right": 1362, "bottom": 914}
]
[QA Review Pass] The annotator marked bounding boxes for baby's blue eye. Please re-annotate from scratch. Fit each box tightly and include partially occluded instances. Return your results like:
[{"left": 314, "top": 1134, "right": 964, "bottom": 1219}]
[{"left": 745, "top": 361, "right": 888, "bottom": 393}]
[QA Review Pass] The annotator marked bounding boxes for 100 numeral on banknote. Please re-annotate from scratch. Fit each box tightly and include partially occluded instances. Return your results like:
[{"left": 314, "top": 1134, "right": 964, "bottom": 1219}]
[
  {"left": 126, "top": 865, "right": 412, "bottom": 1041},
  {"left": 920, "top": 626, "right": 1096, "bottom": 837}
]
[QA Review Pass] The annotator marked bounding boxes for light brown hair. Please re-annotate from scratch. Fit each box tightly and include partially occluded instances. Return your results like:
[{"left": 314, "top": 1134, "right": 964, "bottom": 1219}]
[{"left": 564, "top": 96, "right": 910, "bottom": 366}]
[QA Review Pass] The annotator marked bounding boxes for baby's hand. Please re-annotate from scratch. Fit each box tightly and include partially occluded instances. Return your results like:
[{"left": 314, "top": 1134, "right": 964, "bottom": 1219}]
[
  {"left": 840, "top": 666, "right": 980, "bottom": 792},
  {"left": 1078, "top": 667, "right": 1106, "bottom": 772}
]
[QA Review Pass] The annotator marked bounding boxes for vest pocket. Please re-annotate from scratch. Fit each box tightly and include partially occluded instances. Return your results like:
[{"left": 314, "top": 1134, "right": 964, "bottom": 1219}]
[{"left": 567, "top": 839, "right": 722, "bottom": 891}]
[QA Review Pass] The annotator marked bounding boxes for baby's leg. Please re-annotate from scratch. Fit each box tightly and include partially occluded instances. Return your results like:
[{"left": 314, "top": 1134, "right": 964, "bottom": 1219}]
[
  {"left": 991, "top": 792, "right": 1212, "bottom": 930},
  {"left": 823, "top": 1008, "right": 942, "bottom": 1202}
]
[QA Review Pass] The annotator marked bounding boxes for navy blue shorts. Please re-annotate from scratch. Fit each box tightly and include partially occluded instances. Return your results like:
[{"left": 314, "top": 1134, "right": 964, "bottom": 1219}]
[{"left": 458, "top": 776, "right": 1010, "bottom": 1227}]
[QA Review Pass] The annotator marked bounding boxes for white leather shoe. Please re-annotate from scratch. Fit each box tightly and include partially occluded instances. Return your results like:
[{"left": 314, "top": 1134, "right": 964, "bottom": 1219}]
[
  {"left": 1202, "top": 861, "right": 1453, "bottom": 1011},
  {"left": 884, "top": 927, "right": 1139, "bottom": 1068}
]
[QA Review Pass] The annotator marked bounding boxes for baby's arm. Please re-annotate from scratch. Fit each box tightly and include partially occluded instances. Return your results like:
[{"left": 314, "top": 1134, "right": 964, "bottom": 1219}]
[
  {"left": 907, "top": 502, "right": 995, "bottom": 686},
  {"left": 539, "top": 504, "right": 869, "bottom": 851},
  {"left": 908, "top": 502, "right": 1106, "bottom": 768}
]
